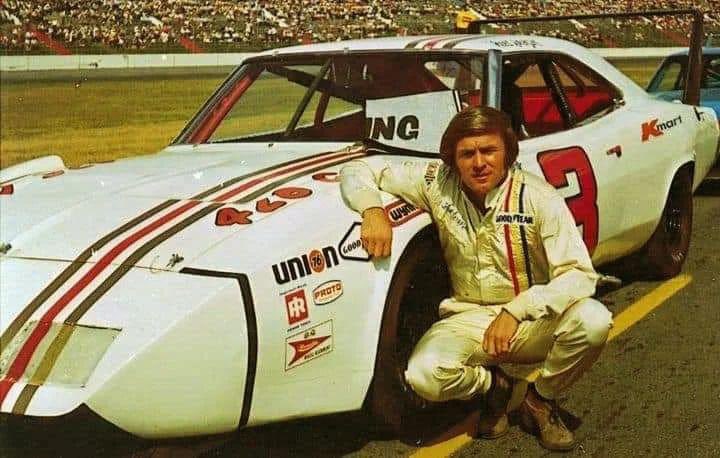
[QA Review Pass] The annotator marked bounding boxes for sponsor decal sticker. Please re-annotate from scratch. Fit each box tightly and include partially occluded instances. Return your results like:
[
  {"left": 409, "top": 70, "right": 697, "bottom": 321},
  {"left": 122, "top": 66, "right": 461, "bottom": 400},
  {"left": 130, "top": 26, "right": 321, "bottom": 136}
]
[
  {"left": 313, "top": 280, "right": 343, "bottom": 305},
  {"left": 285, "top": 320, "right": 333, "bottom": 370},
  {"left": 385, "top": 200, "right": 424, "bottom": 227},
  {"left": 495, "top": 212, "right": 535, "bottom": 225},
  {"left": 0, "top": 184, "right": 14, "bottom": 195},
  {"left": 641, "top": 115, "right": 682, "bottom": 142},
  {"left": 338, "top": 222, "right": 371, "bottom": 261},
  {"left": 272, "top": 247, "right": 339, "bottom": 284},
  {"left": 284, "top": 288, "right": 310, "bottom": 325}
]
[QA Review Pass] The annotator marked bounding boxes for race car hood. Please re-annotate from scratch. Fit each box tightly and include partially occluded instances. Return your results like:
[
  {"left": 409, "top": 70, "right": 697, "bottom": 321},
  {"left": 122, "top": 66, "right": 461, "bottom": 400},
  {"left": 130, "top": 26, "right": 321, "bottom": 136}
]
[
  {"left": 0, "top": 142, "right": 357, "bottom": 269},
  {"left": 0, "top": 141, "right": 375, "bottom": 430}
]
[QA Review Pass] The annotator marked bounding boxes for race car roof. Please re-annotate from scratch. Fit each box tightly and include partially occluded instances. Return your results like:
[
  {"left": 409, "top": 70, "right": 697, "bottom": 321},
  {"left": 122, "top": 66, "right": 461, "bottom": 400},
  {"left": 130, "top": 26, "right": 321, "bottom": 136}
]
[
  {"left": 255, "top": 34, "right": 589, "bottom": 56},
  {"left": 251, "top": 34, "right": 648, "bottom": 99}
]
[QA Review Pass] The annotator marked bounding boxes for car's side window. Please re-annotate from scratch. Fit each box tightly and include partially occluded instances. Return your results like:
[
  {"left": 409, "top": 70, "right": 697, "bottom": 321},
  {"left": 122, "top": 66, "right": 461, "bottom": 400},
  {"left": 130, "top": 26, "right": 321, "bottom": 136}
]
[
  {"left": 656, "top": 61, "right": 683, "bottom": 91},
  {"left": 502, "top": 56, "right": 565, "bottom": 138},
  {"left": 551, "top": 56, "right": 621, "bottom": 124},
  {"left": 705, "top": 57, "right": 720, "bottom": 88}
]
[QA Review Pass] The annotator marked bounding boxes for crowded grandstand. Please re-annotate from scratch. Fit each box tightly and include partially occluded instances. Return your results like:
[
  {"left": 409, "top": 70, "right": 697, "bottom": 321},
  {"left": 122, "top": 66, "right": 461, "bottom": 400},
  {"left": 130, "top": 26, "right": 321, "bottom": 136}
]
[{"left": 1, "top": 0, "right": 719, "bottom": 54}]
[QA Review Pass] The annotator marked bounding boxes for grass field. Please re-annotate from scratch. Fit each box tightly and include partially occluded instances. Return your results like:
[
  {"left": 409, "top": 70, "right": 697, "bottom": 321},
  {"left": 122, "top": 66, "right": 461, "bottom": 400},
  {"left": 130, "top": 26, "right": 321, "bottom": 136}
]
[{"left": 0, "top": 59, "right": 661, "bottom": 169}]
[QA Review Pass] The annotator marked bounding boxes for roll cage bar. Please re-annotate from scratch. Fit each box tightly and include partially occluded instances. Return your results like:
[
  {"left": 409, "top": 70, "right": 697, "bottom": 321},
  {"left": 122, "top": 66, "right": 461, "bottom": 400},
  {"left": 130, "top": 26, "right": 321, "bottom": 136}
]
[{"left": 464, "top": 9, "right": 705, "bottom": 106}]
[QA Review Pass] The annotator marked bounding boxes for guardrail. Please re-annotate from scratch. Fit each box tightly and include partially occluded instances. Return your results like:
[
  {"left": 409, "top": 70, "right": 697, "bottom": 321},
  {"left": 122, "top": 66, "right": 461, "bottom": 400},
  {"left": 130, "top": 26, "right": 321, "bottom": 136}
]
[{"left": 0, "top": 48, "right": 685, "bottom": 72}]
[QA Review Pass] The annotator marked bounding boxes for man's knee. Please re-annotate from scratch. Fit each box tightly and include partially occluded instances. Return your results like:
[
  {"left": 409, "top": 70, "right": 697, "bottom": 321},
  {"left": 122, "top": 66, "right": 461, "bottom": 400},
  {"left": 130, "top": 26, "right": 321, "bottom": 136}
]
[
  {"left": 570, "top": 298, "right": 613, "bottom": 347},
  {"left": 405, "top": 355, "right": 464, "bottom": 402}
]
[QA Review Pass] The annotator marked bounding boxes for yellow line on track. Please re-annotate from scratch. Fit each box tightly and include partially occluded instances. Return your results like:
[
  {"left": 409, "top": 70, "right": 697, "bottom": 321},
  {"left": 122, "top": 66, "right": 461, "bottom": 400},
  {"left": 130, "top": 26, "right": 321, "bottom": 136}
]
[{"left": 410, "top": 274, "right": 693, "bottom": 458}]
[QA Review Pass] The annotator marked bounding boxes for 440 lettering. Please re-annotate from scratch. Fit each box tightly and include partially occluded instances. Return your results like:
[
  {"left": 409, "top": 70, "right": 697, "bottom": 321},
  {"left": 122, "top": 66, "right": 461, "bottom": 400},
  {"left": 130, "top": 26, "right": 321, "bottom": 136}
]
[{"left": 215, "top": 186, "right": 312, "bottom": 226}]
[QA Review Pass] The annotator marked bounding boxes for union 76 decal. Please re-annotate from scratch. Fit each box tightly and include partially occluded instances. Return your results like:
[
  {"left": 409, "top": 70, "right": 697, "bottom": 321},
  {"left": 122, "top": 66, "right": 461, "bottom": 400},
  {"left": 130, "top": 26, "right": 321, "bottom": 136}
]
[{"left": 536, "top": 146, "right": 599, "bottom": 254}]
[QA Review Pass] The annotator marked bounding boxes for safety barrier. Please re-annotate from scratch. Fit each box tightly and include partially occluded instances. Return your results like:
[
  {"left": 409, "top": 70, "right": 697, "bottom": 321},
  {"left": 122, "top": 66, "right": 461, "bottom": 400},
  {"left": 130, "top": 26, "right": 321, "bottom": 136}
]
[{"left": 0, "top": 48, "right": 686, "bottom": 72}]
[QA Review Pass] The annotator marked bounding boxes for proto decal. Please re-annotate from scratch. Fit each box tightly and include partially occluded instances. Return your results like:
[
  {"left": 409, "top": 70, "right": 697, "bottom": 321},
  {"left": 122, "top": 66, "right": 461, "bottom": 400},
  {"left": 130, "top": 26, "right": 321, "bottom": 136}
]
[
  {"left": 495, "top": 212, "right": 534, "bottom": 225},
  {"left": 272, "top": 246, "right": 339, "bottom": 284},
  {"left": 366, "top": 115, "right": 420, "bottom": 141},
  {"left": 285, "top": 320, "right": 333, "bottom": 370},
  {"left": 0, "top": 184, "right": 14, "bottom": 195},
  {"left": 385, "top": 200, "right": 424, "bottom": 227},
  {"left": 338, "top": 222, "right": 371, "bottom": 261},
  {"left": 641, "top": 115, "right": 682, "bottom": 142},
  {"left": 284, "top": 288, "right": 310, "bottom": 325},
  {"left": 313, "top": 280, "right": 343, "bottom": 305},
  {"left": 215, "top": 186, "right": 313, "bottom": 226}
]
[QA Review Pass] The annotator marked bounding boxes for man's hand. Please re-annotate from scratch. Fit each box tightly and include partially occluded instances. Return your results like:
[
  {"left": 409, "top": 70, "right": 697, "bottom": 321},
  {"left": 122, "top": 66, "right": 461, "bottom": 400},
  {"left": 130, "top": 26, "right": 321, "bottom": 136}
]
[
  {"left": 361, "top": 207, "right": 393, "bottom": 257},
  {"left": 483, "top": 310, "right": 520, "bottom": 358}
]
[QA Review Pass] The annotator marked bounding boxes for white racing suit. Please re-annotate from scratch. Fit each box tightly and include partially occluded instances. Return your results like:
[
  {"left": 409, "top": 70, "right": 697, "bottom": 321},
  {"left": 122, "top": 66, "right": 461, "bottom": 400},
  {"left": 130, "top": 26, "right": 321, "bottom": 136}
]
[{"left": 340, "top": 157, "right": 613, "bottom": 401}]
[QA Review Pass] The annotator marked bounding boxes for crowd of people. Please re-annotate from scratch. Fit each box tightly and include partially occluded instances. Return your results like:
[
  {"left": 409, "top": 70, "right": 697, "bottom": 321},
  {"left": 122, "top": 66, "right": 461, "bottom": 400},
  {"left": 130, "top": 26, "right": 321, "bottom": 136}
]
[{"left": 0, "top": 0, "right": 718, "bottom": 53}]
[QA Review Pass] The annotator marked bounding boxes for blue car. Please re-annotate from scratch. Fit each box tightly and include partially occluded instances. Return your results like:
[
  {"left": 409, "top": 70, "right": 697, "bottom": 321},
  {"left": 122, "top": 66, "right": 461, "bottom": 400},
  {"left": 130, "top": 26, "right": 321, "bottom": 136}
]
[{"left": 646, "top": 48, "right": 720, "bottom": 119}]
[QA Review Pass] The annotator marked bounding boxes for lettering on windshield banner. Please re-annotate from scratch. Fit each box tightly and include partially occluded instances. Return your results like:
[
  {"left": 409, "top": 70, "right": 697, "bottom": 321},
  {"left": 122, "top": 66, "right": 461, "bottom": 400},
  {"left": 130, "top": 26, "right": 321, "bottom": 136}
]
[
  {"left": 641, "top": 115, "right": 682, "bottom": 142},
  {"left": 272, "top": 247, "right": 339, "bottom": 285},
  {"left": 366, "top": 115, "right": 420, "bottom": 141},
  {"left": 338, "top": 222, "right": 371, "bottom": 262},
  {"left": 491, "top": 39, "right": 540, "bottom": 49}
]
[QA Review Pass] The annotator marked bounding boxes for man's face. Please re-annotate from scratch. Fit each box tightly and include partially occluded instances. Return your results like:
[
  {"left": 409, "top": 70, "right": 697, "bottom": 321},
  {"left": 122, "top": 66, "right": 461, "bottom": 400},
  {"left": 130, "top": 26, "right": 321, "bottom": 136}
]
[{"left": 454, "top": 133, "right": 508, "bottom": 200}]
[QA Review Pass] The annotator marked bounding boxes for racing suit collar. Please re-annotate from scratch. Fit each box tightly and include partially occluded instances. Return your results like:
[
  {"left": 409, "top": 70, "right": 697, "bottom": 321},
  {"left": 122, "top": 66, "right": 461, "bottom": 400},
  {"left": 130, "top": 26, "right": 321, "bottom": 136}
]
[{"left": 482, "top": 168, "right": 513, "bottom": 212}]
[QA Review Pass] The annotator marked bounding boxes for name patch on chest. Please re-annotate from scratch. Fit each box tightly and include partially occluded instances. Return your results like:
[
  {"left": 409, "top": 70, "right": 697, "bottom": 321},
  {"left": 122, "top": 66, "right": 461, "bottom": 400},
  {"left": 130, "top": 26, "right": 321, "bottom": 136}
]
[{"left": 495, "top": 212, "right": 534, "bottom": 225}]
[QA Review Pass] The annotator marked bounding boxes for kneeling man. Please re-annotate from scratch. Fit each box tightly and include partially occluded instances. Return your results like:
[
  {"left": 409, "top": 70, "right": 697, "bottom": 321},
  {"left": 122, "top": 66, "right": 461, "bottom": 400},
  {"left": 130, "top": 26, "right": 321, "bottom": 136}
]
[{"left": 340, "top": 106, "right": 612, "bottom": 451}]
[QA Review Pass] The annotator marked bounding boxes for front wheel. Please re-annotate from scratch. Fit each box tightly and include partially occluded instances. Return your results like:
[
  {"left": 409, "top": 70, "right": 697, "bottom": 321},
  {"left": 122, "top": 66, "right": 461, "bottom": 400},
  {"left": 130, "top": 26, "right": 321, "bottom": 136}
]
[
  {"left": 367, "top": 228, "right": 449, "bottom": 435},
  {"left": 639, "top": 167, "right": 693, "bottom": 279}
]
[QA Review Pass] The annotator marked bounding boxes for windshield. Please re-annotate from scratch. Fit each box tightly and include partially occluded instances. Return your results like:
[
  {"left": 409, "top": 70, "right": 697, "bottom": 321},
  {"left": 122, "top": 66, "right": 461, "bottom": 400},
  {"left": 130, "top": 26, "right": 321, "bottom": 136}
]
[{"left": 178, "top": 53, "right": 485, "bottom": 145}]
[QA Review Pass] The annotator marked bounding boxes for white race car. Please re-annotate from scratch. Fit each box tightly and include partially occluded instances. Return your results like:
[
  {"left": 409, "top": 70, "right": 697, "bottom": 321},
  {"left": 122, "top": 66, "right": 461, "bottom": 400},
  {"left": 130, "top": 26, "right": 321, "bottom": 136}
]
[{"left": 1, "top": 34, "right": 718, "bottom": 439}]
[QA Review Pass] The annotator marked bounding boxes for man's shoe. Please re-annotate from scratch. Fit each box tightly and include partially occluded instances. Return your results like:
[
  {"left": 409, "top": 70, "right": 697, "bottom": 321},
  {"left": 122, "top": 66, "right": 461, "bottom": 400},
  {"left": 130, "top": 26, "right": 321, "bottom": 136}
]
[
  {"left": 477, "top": 412, "right": 509, "bottom": 439},
  {"left": 476, "top": 366, "right": 514, "bottom": 439},
  {"left": 518, "top": 385, "right": 576, "bottom": 451}
]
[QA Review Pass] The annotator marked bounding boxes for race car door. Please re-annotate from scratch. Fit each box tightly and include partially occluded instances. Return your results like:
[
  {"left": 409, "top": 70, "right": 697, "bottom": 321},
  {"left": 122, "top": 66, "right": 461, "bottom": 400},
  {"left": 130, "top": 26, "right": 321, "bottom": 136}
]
[{"left": 499, "top": 52, "right": 635, "bottom": 265}]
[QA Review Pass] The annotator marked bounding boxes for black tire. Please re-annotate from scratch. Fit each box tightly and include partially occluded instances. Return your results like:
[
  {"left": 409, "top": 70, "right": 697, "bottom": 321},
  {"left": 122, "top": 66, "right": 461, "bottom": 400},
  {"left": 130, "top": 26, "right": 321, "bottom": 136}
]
[
  {"left": 367, "top": 228, "right": 450, "bottom": 435},
  {"left": 639, "top": 166, "right": 693, "bottom": 279}
]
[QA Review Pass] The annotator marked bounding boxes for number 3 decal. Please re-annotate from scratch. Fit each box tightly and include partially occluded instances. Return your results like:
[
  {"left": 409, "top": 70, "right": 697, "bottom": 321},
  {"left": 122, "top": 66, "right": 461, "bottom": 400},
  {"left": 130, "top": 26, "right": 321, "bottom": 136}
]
[{"left": 537, "top": 146, "right": 599, "bottom": 254}]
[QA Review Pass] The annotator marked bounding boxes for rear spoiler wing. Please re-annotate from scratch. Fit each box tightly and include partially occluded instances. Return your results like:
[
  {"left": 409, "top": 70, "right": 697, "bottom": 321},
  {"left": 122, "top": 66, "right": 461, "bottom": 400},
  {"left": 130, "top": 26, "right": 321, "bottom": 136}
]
[{"left": 464, "top": 9, "right": 705, "bottom": 106}]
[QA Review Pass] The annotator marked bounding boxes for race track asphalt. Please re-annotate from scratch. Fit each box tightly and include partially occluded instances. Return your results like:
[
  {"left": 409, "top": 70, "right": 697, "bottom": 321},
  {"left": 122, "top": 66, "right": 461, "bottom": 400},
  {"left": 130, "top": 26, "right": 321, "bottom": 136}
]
[{"left": 1, "top": 172, "right": 719, "bottom": 458}]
